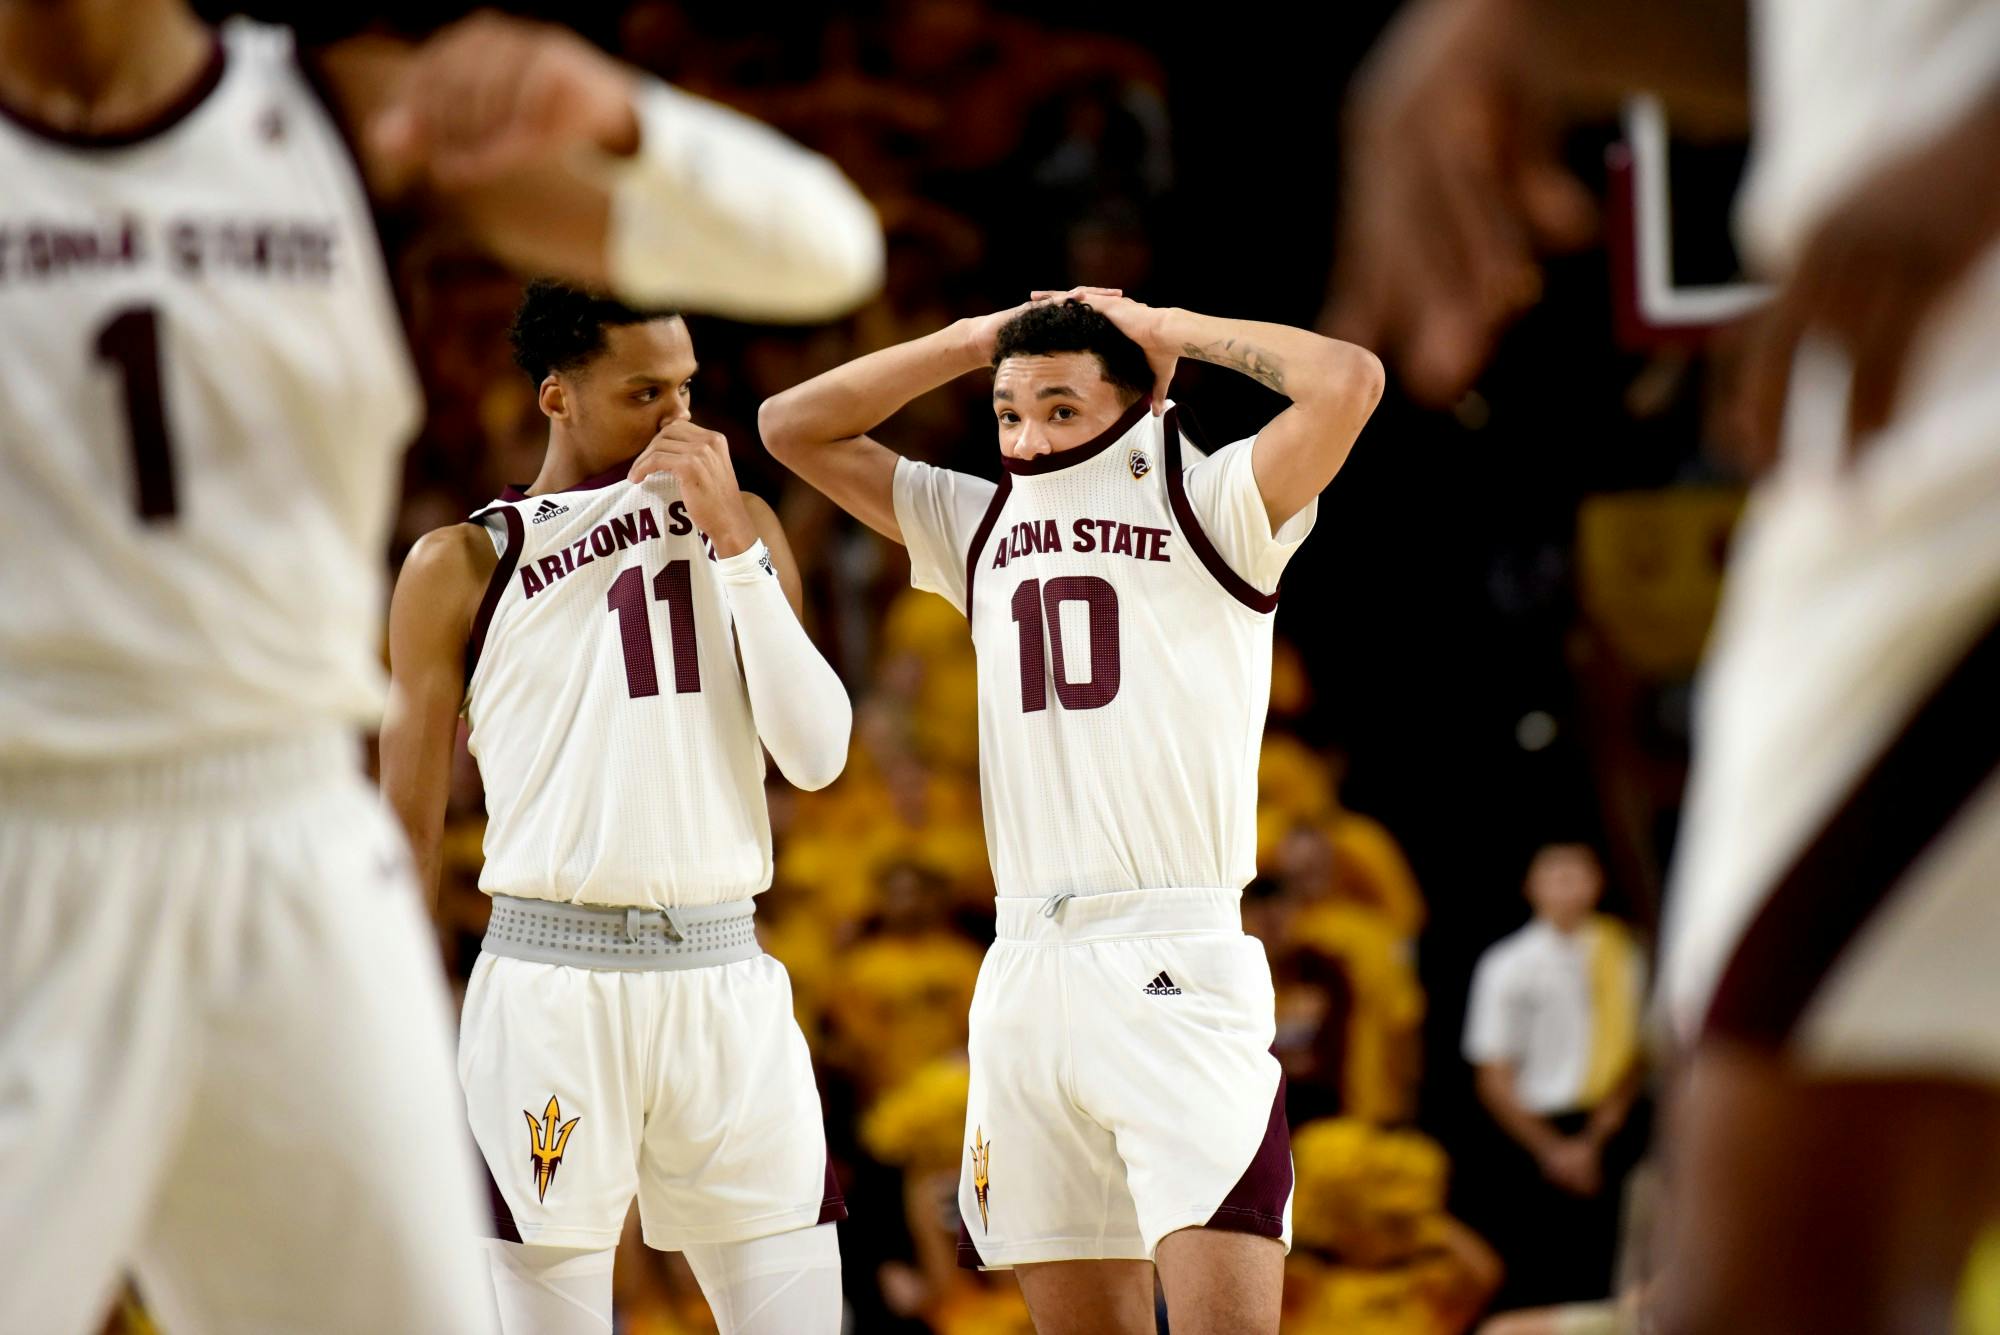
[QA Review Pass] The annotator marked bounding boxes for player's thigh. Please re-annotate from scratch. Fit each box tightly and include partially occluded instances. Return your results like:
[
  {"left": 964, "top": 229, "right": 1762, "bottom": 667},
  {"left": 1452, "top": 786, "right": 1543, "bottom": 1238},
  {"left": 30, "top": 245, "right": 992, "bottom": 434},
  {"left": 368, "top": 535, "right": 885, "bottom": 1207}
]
[
  {"left": 1660, "top": 1040, "right": 2000, "bottom": 1335},
  {"left": 0, "top": 813, "right": 204, "bottom": 1335},
  {"left": 1075, "top": 931, "right": 1290, "bottom": 1254},
  {"left": 1013, "top": 1259, "right": 1157, "bottom": 1335},
  {"left": 638, "top": 956, "right": 838, "bottom": 1249},
  {"left": 461, "top": 953, "right": 645, "bottom": 1250},
  {"left": 1153, "top": 1226, "right": 1283, "bottom": 1335},
  {"left": 133, "top": 782, "right": 494, "bottom": 1335}
]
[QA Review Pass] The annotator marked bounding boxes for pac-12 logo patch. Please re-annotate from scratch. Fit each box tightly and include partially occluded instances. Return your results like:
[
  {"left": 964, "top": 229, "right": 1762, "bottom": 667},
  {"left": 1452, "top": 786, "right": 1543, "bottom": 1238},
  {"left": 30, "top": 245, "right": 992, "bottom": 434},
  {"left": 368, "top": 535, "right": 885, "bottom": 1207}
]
[
  {"left": 1128, "top": 448, "right": 1152, "bottom": 480},
  {"left": 525, "top": 1095, "right": 581, "bottom": 1201},
  {"left": 970, "top": 1126, "right": 992, "bottom": 1232}
]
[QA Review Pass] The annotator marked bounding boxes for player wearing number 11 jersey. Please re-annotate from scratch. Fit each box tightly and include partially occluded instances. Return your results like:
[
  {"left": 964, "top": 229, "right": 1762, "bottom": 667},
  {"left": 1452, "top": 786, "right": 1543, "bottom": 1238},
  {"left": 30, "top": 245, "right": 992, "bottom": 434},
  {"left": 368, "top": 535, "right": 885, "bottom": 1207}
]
[
  {"left": 760, "top": 291, "right": 1383, "bottom": 1334},
  {"left": 381, "top": 284, "right": 853, "bottom": 1335}
]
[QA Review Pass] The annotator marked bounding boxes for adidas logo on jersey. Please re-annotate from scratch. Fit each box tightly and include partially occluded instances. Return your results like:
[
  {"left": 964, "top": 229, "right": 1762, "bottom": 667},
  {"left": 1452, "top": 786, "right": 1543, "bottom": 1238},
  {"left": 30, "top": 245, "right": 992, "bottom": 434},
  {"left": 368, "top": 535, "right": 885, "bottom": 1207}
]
[
  {"left": 529, "top": 498, "right": 570, "bottom": 524},
  {"left": 1141, "top": 971, "right": 1181, "bottom": 996}
]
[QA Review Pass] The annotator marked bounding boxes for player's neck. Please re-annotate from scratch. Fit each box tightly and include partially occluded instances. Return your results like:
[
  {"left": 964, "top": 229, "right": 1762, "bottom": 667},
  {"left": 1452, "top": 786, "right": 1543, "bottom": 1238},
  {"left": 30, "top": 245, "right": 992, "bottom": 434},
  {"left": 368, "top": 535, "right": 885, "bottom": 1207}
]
[
  {"left": 526, "top": 431, "right": 630, "bottom": 497},
  {"left": 0, "top": 0, "right": 211, "bottom": 134}
]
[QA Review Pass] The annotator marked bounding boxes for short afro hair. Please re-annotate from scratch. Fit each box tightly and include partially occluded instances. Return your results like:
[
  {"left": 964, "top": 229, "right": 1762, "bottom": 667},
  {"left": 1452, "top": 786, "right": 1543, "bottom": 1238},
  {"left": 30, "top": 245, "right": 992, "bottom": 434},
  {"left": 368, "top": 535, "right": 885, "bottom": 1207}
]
[
  {"left": 991, "top": 300, "right": 1151, "bottom": 404},
  {"left": 508, "top": 279, "right": 680, "bottom": 383}
]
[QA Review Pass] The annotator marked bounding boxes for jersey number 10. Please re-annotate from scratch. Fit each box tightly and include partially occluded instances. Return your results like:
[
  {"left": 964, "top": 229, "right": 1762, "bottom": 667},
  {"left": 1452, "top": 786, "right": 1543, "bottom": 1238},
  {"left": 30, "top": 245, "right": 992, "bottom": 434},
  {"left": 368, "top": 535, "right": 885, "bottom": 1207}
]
[{"left": 1011, "top": 575, "right": 1121, "bottom": 712}]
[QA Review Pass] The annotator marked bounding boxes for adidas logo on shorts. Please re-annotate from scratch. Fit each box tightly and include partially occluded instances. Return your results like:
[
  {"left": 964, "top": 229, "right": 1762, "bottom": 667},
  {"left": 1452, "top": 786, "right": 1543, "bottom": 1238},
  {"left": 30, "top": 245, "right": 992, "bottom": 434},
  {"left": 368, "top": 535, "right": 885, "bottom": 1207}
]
[
  {"left": 1141, "top": 971, "right": 1181, "bottom": 996},
  {"left": 529, "top": 498, "right": 569, "bottom": 524}
]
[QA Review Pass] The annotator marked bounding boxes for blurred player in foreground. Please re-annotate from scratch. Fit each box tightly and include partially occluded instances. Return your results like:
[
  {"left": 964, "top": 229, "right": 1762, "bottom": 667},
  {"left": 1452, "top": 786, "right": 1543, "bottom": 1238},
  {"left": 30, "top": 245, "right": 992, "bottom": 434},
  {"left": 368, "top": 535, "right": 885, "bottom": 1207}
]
[
  {"left": 0, "top": 0, "right": 881, "bottom": 1329},
  {"left": 761, "top": 291, "right": 1382, "bottom": 1334},
  {"left": 382, "top": 282, "right": 852, "bottom": 1334},
  {"left": 1332, "top": 2, "right": 2000, "bottom": 1330}
]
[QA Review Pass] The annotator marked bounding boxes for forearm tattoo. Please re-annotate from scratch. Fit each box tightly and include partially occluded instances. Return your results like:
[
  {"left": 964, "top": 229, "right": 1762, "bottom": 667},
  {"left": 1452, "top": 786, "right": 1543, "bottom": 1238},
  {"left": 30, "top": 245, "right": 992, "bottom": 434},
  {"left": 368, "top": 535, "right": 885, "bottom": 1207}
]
[{"left": 1181, "top": 337, "right": 1287, "bottom": 393}]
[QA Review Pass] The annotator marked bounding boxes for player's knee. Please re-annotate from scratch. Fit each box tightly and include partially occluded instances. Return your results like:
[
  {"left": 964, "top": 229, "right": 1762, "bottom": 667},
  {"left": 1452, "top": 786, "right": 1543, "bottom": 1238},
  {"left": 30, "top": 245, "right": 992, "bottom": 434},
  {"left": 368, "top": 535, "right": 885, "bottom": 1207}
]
[
  {"left": 483, "top": 1241, "right": 615, "bottom": 1335},
  {"left": 681, "top": 1224, "right": 843, "bottom": 1335}
]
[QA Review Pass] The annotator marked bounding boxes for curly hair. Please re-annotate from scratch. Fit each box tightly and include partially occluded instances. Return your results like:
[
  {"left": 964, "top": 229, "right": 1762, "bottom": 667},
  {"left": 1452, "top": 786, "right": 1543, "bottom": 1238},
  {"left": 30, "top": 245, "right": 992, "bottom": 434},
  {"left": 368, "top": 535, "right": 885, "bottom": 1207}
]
[
  {"left": 991, "top": 300, "right": 1151, "bottom": 404},
  {"left": 508, "top": 279, "right": 680, "bottom": 382}
]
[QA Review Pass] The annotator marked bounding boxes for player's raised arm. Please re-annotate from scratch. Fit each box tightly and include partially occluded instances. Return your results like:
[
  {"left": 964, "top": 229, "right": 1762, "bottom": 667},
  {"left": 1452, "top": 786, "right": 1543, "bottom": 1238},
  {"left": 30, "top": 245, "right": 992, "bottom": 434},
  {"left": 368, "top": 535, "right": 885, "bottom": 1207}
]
[
  {"left": 313, "top": 15, "right": 883, "bottom": 323},
  {"left": 1062, "top": 290, "right": 1384, "bottom": 531},
  {"left": 380, "top": 524, "right": 493, "bottom": 910},
  {"left": 625, "top": 424, "right": 852, "bottom": 790},
  {"left": 757, "top": 302, "right": 1033, "bottom": 541}
]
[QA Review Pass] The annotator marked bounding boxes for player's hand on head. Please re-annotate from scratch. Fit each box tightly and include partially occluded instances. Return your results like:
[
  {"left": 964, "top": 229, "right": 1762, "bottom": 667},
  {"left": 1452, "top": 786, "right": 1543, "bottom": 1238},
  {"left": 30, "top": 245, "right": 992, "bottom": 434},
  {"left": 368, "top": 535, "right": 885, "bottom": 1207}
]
[
  {"left": 628, "top": 420, "right": 757, "bottom": 555},
  {"left": 1323, "top": 0, "right": 1593, "bottom": 407},
  {"left": 962, "top": 299, "right": 1049, "bottom": 362},
  {"left": 1055, "top": 290, "right": 1177, "bottom": 412},
  {"left": 369, "top": 12, "right": 639, "bottom": 192}
]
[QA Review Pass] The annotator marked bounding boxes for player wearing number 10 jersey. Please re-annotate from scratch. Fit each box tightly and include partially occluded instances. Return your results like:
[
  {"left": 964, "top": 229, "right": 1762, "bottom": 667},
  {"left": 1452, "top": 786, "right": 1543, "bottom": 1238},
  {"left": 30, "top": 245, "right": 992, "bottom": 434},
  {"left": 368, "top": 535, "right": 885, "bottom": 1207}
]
[
  {"left": 761, "top": 291, "right": 1383, "bottom": 1335},
  {"left": 381, "top": 283, "right": 852, "bottom": 1335}
]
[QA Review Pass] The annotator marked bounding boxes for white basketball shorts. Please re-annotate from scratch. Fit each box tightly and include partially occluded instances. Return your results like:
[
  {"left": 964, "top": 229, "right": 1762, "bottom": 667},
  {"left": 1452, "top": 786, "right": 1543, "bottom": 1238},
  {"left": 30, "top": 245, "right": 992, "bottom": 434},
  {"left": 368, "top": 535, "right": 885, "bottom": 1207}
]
[
  {"left": 458, "top": 933, "right": 843, "bottom": 1252},
  {"left": 956, "top": 887, "right": 1292, "bottom": 1269},
  {"left": 1661, "top": 247, "right": 2000, "bottom": 1083},
  {"left": 0, "top": 730, "right": 494, "bottom": 1335}
]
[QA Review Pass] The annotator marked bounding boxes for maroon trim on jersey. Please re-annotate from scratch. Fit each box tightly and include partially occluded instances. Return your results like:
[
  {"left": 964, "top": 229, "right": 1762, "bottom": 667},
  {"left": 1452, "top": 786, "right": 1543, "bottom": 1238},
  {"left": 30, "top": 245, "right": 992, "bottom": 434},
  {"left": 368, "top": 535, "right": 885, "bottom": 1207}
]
[
  {"left": 955, "top": 1217, "right": 988, "bottom": 1270},
  {"left": 1163, "top": 407, "right": 1280, "bottom": 614},
  {"left": 499, "top": 452, "right": 644, "bottom": 503},
  {"left": 959, "top": 471, "right": 1014, "bottom": 616},
  {"left": 1704, "top": 601, "right": 2000, "bottom": 1049},
  {"left": 1205, "top": 1071, "right": 1291, "bottom": 1239},
  {"left": 999, "top": 396, "right": 1152, "bottom": 476},
  {"left": 0, "top": 36, "right": 226, "bottom": 149},
  {"left": 817, "top": 1149, "right": 848, "bottom": 1226},
  {"left": 464, "top": 504, "right": 525, "bottom": 687}
]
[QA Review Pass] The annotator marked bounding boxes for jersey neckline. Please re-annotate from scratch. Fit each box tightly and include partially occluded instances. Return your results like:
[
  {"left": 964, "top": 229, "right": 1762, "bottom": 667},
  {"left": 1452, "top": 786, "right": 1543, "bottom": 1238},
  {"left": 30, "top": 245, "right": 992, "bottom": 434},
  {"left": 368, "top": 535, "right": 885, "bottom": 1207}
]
[
  {"left": 0, "top": 34, "right": 228, "bottom": 150},
  {"left": 999, "top": 397, "right": 1153, "bottom": 476},
  {"left": 500, "top": 451, "right": 645, "bottom": 503}
]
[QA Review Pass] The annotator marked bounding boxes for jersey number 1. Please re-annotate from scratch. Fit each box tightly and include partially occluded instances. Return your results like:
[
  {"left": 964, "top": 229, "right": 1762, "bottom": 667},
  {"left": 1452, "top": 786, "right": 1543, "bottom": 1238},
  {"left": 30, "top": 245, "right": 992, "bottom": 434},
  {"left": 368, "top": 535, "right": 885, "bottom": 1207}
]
[
  {"left": 95, "top": 307, "right": 177, "bottom": 523},
  {"left": 1011, "top": 575, "right": 1121, "bottom": 712},
  {"left": 607, "top": 561, "right": 701, "bottom": 697}
]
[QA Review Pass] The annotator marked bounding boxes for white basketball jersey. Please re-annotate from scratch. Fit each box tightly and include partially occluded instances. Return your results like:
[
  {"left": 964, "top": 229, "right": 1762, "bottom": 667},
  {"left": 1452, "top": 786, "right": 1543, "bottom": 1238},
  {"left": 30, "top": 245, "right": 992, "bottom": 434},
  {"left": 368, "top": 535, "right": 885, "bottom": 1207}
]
[
  {"left": 463, "top": 468, "right": 772, "bottom": 909},
  {"left": 0, "top": 20, "right": 420, "bottom": 763},
  {"left": 894, "top": 403, "right": 1316, "bottom": 900}
]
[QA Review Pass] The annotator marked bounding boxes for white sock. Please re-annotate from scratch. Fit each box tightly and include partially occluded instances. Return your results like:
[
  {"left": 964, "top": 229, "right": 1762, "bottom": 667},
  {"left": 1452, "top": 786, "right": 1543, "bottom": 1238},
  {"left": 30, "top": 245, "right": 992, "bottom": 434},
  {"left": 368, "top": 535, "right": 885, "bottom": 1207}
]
[
  {"left": 681, "top": 1223, "right": 844, "bottom": 1335},
  {"left": 483, "top": 1241, "right": 615, "bottom": 1335}
]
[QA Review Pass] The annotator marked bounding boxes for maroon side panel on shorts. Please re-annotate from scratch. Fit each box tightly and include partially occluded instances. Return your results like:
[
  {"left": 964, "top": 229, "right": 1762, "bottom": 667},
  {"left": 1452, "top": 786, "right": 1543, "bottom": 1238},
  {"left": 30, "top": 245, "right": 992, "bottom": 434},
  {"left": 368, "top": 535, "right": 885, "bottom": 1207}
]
[
  {"left": 817, "top": 1149, "right": 848, "bottom": 1225},
  {"left": 482, "top": 1157, "right": 523, "bottom": 1243},
  {"left": 1705, "top": 603, "right": 2000, "bottom": 1047},
  {"left": 955, "top": 1216, "right": 988, "bottom": 1270},
  {"left": 1205, "top": 1072, "right": 1291, "bottom": 1238}
]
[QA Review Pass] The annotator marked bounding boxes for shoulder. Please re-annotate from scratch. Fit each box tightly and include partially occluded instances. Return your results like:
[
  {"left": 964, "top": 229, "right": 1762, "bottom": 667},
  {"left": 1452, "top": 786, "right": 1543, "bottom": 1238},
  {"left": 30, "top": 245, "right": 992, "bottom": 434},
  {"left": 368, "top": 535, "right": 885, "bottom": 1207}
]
[
  {"left": 1475, "top": 923, "right": 1541, "bottom": 978},
  {"left": 397, "top": 522, "right": 498, "bottom": 615}
]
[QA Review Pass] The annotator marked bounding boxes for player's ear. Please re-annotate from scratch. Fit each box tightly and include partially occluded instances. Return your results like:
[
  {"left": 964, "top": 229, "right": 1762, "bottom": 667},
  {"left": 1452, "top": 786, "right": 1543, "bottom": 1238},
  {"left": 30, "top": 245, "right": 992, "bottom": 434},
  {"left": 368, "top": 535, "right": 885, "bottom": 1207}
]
[{"left": 538, "top": 375, "right": 566, "bottom": 421}]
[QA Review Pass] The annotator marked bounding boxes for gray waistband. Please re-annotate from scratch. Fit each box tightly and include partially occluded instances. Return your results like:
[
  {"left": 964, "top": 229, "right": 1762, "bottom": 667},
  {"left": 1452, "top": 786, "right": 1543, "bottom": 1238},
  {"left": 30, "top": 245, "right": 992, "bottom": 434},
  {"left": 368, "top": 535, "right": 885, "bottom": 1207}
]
[{"left": 482, "top": 896, "right": 761, "bottom": 971}]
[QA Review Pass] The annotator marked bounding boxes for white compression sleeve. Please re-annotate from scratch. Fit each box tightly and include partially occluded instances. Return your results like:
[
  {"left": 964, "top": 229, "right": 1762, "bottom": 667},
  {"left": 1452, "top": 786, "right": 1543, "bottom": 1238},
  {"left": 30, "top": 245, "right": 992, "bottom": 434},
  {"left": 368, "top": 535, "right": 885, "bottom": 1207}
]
[
  {"left": 483, "top": 1242, "right": 614, "bottom": 1335},
  {"left": 682, "top": 1223, "right": 843, "bottom": 1335},
  {"left": 715, "top": 541, "right": 852, "bottom": 791},
  {"left": 604, "top": 79, "right": 884, "bottom": 322}
]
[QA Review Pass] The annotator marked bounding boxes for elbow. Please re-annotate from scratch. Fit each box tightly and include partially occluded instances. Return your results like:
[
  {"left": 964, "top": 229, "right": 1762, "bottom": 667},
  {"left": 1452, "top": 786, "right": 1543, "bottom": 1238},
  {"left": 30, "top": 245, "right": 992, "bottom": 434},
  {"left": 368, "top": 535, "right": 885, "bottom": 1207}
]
[
  {"left": 786, "top": 702, "right": 854, "bottom": 792},
  {"left": 1330, "top": 343, "right": 1386, "bottom": 415},
  {"left": 748, "top": 186, "right": 886, "bottom": 323},
  {"left": 758, "top": 393, "right": 805, "bottom": 464}
]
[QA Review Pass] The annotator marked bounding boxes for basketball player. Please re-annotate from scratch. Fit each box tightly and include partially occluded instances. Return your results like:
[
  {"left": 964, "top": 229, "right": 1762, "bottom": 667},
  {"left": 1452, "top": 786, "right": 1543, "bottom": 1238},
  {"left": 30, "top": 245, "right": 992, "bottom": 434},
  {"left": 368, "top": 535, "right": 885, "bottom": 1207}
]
[
  {"left": 1332, "top": 3, "right": 2000, "bottom": 1331},
  {"left": 380, "top": 282, "right": 853, "bottom": 1335},
  {"left": 0, "top": 3, "right": 880, "bottom": 1331},
  {"left": 759, "top": 292, "right": 1383, "bottom": 1334}
]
